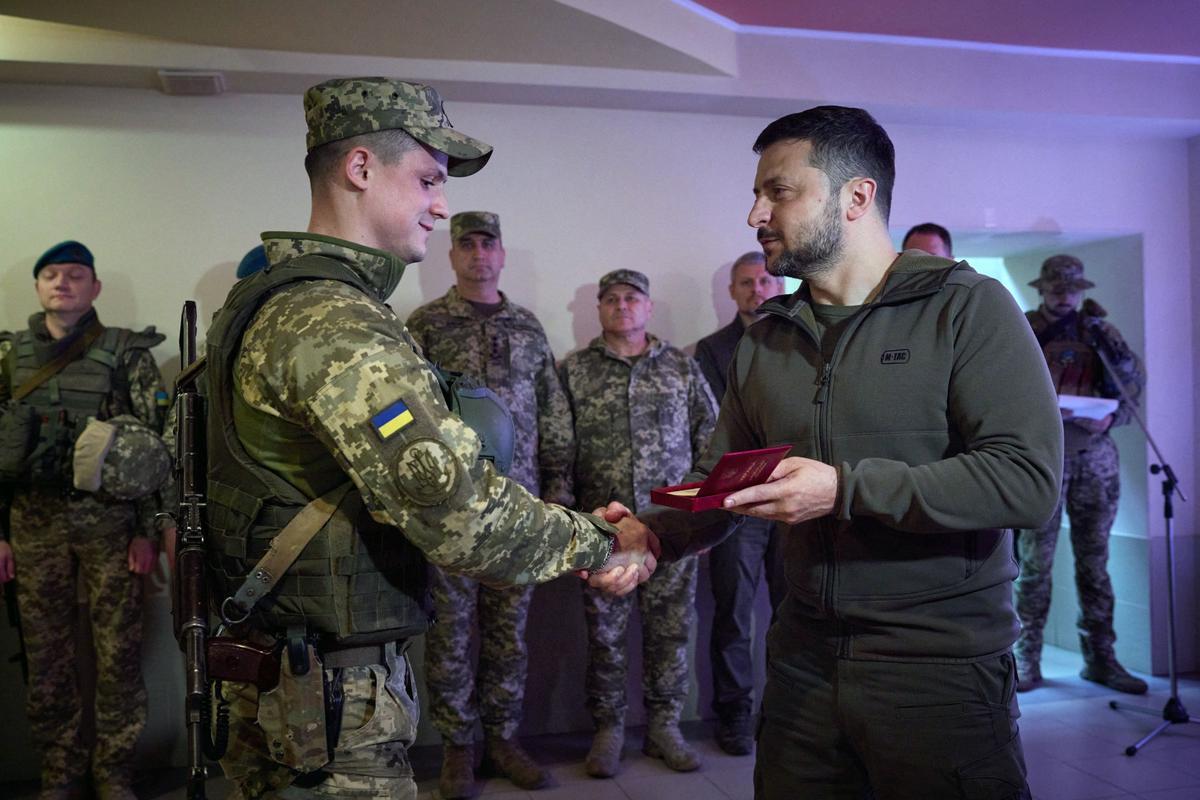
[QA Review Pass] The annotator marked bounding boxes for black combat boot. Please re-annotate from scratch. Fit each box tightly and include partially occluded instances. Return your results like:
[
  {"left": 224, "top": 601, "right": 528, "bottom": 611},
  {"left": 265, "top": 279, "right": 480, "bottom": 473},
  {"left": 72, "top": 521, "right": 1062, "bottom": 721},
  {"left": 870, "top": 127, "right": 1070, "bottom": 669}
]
[{"left": 715, "top": 713, "right": 754, "bottom": 755}]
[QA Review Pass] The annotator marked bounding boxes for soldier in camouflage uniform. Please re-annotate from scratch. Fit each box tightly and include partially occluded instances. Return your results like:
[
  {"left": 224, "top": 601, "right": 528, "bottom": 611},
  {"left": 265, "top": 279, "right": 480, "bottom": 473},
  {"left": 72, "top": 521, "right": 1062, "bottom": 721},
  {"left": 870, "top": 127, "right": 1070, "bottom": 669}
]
[
  {"left": 559, "top": 269, "right": 716, "bottom": 778},
  {"left": 204, "top": 77, "right": 656, "bottom": 800},
  {"left": 408, "top": 211, "right": 573, "bottom": 797},
  {"left": 1015, "top": 255, "right": 1148, "bottom": 694},
  {"left": 0, "top": 241, "right": 168, "bottom": 800}
]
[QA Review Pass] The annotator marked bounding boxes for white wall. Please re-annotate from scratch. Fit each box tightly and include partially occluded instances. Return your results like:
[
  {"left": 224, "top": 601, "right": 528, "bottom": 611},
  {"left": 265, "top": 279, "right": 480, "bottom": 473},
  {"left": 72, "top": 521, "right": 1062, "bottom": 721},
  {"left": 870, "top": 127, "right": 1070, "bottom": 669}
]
[{"left": 1, "top": 82, "right": 1196, "bottom": 772}]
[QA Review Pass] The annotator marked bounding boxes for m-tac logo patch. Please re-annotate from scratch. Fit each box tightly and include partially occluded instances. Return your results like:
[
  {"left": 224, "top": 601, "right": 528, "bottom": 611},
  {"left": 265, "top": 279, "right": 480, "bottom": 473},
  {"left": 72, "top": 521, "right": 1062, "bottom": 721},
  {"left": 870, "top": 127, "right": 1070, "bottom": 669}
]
[{"left": 880, "top": 349, "right": 910, "bottom": 365}]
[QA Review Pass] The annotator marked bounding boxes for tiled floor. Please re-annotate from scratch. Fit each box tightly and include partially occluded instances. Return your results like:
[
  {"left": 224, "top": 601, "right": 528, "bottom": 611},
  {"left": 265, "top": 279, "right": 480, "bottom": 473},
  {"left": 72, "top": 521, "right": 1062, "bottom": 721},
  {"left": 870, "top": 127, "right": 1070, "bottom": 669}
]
[{"left": 6, "top": 646, "right": 1199, "bottom": 799}]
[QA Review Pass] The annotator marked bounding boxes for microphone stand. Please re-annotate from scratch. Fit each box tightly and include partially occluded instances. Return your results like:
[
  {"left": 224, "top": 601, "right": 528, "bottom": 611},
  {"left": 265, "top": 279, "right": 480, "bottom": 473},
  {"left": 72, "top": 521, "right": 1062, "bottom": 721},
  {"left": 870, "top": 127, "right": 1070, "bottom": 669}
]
[{"left": 1090, "top": 332, "right": 1196, "bottom": 756}]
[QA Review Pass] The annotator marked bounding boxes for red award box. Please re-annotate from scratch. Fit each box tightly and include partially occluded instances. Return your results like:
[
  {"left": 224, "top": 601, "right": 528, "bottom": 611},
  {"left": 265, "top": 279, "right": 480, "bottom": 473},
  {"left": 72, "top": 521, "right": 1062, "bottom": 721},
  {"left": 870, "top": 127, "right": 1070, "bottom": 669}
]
[{"left": 650, "top": 445, "right": 792, "bottom": 512}]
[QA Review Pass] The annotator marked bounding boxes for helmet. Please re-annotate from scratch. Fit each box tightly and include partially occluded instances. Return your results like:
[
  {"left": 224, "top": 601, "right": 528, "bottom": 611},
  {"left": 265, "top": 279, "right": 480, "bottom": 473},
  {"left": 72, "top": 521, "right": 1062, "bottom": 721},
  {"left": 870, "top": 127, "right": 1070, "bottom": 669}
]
[{"left": 73, "top": 414, "right": 171, "bottom": 499}]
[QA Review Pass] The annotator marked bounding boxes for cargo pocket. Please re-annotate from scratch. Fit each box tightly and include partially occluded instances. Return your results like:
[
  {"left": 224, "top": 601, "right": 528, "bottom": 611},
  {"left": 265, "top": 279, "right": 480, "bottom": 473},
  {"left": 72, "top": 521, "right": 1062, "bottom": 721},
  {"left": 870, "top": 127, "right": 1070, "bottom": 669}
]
[
  {"left": 331, "top": 650, "right": 417, "bottom": 779},
  {"left": 955, "top": 734, "right": 1029, "bottom": 800}
]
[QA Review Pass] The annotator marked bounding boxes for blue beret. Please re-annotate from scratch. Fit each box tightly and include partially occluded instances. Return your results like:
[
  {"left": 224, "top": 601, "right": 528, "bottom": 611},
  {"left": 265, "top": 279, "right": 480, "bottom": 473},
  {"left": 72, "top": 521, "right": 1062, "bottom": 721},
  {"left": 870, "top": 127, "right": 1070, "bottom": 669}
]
[
  {"left": 236, "top": 245, "right": 269, "bottom": 279},
  {"left": 34, "top": 240, "right": 94, "bottom": 277}
]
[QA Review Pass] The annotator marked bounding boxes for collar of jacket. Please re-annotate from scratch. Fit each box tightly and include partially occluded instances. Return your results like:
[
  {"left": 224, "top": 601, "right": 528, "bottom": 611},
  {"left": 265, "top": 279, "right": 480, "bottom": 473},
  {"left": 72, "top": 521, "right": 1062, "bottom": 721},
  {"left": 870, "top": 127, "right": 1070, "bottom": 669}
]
[
  {"left": 260, "top": 231, "right": 407, "bottom": 303},
  {"left": 439, "top": 285, "right": 515, "bottom": 319},
  {"left": 757, "top": 251, "right": 966, "bottom": 325},
  {"left": 588, "top": 332, "right": 667, "bottom": 363},
  {"left": 28, "top": 307, "right": 101, "bottom": 362}
]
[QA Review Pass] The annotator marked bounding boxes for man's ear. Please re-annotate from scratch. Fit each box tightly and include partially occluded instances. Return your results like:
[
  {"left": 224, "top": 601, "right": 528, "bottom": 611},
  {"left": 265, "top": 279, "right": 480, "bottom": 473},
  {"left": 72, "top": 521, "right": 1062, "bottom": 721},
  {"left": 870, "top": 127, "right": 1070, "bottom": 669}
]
[
  {"left": 844, "top": 177, "right": 878, "bottom": 222},
  {"left": 344, "top": 147, "right": 371, "bottom": 191},
  {"left": 90, "top": 277, "right": 103, "bottom": 303}
]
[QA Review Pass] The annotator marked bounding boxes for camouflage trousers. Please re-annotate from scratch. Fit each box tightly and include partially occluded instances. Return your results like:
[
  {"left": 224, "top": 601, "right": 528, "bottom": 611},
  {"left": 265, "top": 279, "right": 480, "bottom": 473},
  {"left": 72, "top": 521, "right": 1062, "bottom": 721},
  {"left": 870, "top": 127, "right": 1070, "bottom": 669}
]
[
  {"left": 424, "top": 567, "right": 534, "bottom": 744},
  {"left": 582, "top": 555, "right": 698, "bottom": 726},
  {"left": 1015, "top": 434, "right": 1121, "bottom": 665},
  {"left": 219, "top": 642, "right": 419, "bottom": 800},
  {"left": 8, "top": 487, "right": 147, "bottom": 792}
]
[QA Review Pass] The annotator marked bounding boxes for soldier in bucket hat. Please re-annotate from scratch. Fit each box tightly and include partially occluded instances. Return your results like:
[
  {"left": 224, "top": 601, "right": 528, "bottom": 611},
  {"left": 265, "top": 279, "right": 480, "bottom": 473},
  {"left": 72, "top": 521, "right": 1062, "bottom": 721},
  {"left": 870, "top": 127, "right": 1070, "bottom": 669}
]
[
  {"left": 203, "top": 78, "right": 658, "bottom": 799},
  {"left": 1015, "top": 254, "right": 1148, "bottom": 695}
]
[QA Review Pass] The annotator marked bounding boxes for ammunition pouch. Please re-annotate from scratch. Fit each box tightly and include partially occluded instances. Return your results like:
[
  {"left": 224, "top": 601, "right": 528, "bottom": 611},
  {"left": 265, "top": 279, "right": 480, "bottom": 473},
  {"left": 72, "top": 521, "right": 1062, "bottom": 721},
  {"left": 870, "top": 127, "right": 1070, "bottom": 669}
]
[
  {"left": 14, "top": 410, "right": 85, "bottom": 484},
  {"left": 0, "top": 402, "right": 37, "bottom": 485}
]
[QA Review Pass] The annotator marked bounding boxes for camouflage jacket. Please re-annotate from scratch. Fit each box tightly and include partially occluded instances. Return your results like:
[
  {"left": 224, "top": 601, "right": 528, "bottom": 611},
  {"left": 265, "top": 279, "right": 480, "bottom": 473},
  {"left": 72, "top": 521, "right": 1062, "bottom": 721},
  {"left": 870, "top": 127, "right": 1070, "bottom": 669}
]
[
  {"left": 1, "top": 311, "right": 168, "bottom": 539},
  {"left": 407, "top": 287, "right": 573, "bottom": 504},
  {"left": 1026, "top": 308, "right": 1145, "bottom": 437},
  {"left": 558, "top": 334, "right": 716, "bottom": 515},
  {"left": 231, "top": 233, "right": 613, "bottom": 583}
]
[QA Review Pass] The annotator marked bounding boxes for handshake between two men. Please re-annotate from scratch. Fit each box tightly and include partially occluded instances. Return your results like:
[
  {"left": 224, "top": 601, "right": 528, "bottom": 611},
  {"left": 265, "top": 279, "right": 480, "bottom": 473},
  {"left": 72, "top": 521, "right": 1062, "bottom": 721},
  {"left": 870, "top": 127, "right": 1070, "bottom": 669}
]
[{"left": 581, "top": 455, "right": 840, "bottom": 597}]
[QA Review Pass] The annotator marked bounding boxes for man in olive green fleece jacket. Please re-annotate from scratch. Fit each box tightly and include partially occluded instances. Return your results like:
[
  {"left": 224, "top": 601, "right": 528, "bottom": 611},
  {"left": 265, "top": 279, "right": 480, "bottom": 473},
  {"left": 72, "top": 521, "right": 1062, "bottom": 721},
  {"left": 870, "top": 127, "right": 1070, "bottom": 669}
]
[{"left": 635, "top": 107, "right": 1063, "bottom": 799}]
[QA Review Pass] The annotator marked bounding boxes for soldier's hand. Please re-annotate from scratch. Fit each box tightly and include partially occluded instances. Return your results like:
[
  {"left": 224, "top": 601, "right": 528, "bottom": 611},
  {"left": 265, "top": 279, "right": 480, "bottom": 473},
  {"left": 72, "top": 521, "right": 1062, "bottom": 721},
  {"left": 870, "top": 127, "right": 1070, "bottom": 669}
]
[
  {"left": 584, "top": 515, "right": 659, "bottom": 596},
  {"left": 723, "top": 456, "right": 838, "bottom": 525},
  {"left": 127, "top": 536, "right": 158, "bottom": 575},
  {"left": 0, "top": 540, "right": 14, "bottom": 583},
  {"left": 595, "top": 500, "right": 634, "bottom": 524}
]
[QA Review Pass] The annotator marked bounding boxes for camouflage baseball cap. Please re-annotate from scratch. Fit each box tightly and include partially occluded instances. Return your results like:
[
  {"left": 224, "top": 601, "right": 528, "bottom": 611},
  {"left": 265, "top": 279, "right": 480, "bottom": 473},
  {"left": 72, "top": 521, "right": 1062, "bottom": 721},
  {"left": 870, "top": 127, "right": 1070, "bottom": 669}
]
[
  {"left": 303, "top": 77, "right": 492, "bottom": 177},
  {"left": 451, "top": 211, "right": 501, "bottom": 240},
  {"left": 597, "top": 269, "right": 650, "bottom": 298},
  {"left": 1029, "top": 254, "right": 1095, "bottom": 291}
]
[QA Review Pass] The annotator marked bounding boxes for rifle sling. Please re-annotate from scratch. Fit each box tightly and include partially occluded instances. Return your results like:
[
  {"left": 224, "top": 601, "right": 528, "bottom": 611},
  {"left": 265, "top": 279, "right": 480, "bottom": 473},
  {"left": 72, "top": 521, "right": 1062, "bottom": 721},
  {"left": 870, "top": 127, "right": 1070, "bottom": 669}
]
[
  {"left": 12, "top": 318, "right": 106, "bottom": 401},
  {"left": 224, "top": 482, "right": 353, "bottom": 624}
]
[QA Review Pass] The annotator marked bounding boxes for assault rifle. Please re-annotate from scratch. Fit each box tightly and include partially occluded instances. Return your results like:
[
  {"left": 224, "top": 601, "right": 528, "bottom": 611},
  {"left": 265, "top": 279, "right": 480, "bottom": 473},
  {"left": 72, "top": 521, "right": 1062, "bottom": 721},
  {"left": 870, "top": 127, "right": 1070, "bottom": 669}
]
[{"left": 169, "top": 301, "right": 227, "bottom": 799}]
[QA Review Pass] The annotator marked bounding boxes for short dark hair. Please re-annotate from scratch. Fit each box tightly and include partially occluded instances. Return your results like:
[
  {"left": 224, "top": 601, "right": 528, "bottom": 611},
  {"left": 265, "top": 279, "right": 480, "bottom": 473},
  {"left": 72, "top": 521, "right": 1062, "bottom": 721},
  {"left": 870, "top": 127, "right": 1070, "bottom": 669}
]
[
  {"left": 902, "top": 222, "right": 953, "bottom": 254},
  {"left": 304, "top": 128, "right": 421, "bottom": 186},
  {"left": 730, "top": 250, "right": 765, "bottom": 276},
  {"left": 753, "top": 106, "right": 895, "bottom": 222}
]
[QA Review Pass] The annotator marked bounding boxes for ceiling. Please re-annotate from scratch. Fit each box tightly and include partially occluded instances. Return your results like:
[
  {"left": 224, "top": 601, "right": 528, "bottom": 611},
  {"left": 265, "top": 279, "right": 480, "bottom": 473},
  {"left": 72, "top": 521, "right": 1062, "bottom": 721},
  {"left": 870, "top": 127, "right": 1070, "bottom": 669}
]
[
  {"left": 694, "top": 0, "right": 1200, "bottom": 59},
  {"left": 0, "top": 0, "right": 1197, "bottom": 136}
]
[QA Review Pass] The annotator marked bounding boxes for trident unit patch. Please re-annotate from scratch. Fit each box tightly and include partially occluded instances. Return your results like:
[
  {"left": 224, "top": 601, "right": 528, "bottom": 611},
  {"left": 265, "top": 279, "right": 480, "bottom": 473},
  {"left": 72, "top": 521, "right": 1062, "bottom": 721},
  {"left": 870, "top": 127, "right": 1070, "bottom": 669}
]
[{"left": 371, "top": 399, "right": 415, "bottom": 440}]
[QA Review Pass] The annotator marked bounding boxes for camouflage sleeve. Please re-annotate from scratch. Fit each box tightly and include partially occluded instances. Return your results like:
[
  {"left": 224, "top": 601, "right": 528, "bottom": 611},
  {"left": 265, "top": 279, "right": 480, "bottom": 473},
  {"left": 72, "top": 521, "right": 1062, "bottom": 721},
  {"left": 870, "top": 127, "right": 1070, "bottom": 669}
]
[
  {"left": 119, "top": 348, "right": 169, "bottom": 539},
  {"left": 556, "top": 359, "right": 578, "bottom": 509},
  {"left": 534, "top": 335, "right": 575, "bottom": 507},
  {"left": 404, "top": 306, "right": 432, "bottom": 354},
  {"left": 246, "top": 285, "right": 613, "bottom": 584},
  {"left": 640, "top": 349, "right": 748, "bottom": 561},
  {"left": 1092, "top": 320, "right": 1145, "bottom": 428},
  {"left": 687, "top": 355, "right": 717, "bottom": 464},
  {"left": 123, "top": 348, "right": 169, "bottom": 433},
  {"left": 158, "top": 396, "right": 179, "bottom": 514}
]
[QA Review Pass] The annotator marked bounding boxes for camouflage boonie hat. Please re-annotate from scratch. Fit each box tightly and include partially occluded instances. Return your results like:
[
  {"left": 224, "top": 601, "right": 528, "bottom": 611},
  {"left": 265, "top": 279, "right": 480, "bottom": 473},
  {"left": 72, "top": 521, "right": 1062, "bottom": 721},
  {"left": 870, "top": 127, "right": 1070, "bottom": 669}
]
[
  {"left": 597, "top": 269, "right": 650, "bottom": 298},
  {"left": 1029, "top": 254, "right": 1095, "bottom": 291},
  {"left": 72, "top": 415, "right": 171, "bottom": 500},
  {"left": 303, "top": 77, "right": 493, "bottom": 177},
  {"left": 451, "top": 211, "right": 501, "bottom": 240}
]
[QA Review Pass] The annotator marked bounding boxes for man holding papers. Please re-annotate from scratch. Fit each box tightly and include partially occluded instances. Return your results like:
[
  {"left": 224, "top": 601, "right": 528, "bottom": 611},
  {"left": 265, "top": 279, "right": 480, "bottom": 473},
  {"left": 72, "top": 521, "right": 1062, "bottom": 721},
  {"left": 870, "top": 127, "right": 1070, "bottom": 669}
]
[{"left": 1015, "top": 254, "right": 1148, "bottom": 694}]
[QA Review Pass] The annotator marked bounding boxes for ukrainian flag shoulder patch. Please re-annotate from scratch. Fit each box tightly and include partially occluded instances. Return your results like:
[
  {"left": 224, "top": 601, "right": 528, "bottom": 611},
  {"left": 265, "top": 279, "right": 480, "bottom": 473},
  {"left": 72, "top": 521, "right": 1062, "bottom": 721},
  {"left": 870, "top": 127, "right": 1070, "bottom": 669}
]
[{"left": 371, "top": 399, "right": 414, "bottom": 440}]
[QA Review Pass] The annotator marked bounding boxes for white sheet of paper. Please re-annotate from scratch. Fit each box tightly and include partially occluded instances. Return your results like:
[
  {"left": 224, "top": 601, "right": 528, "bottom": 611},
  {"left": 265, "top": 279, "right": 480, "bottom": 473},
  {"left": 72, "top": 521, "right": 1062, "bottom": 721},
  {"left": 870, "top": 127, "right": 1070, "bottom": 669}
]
[{"left": 1058, "top": 394, "right": 1118, "bottom": 420}]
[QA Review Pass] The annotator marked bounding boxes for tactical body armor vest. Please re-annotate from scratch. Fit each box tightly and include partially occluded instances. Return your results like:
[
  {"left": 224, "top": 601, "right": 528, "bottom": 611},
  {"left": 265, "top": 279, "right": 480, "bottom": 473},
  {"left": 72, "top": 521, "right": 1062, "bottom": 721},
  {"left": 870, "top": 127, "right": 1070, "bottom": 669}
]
[
  {"left": 204, "top": 254, "right": 431, "bottom": 644},
  {"left": 1, "top": 315, "right": 163, "bottom": 487}
]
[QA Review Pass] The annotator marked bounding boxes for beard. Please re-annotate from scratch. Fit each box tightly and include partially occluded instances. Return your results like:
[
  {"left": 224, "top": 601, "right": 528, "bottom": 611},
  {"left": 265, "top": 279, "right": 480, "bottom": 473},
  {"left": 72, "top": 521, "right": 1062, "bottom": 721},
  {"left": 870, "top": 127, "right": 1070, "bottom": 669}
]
[{"left": 764, "top": 197, "right": 844, "bottom": 281}]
